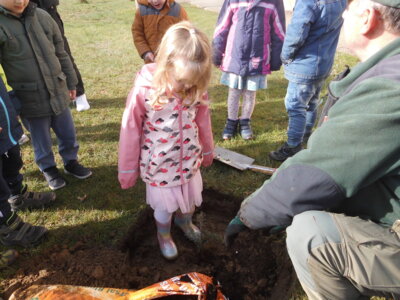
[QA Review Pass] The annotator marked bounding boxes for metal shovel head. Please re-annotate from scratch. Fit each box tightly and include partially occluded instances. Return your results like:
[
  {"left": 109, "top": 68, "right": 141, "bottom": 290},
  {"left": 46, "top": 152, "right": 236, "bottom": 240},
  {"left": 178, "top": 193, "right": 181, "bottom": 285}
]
[{"left": 214, "top": 146, "right": 255, "bottom": 171}]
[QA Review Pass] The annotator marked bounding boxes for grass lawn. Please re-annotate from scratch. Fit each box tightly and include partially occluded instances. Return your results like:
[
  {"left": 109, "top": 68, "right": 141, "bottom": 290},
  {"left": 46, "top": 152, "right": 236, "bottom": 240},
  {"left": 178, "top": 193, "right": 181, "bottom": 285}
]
[{"left": 0, "top": 0, "right": 368, "bottom": 298}]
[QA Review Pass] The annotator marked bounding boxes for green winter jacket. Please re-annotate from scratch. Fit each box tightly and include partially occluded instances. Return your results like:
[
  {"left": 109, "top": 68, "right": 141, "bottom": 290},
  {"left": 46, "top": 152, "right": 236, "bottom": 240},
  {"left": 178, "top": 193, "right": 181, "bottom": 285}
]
[
  {"left": 0, "top": 2, "right": 77, "bottom": 118},
  {"left": 239, "top": 37, "right": 400, "bottom": 230}
]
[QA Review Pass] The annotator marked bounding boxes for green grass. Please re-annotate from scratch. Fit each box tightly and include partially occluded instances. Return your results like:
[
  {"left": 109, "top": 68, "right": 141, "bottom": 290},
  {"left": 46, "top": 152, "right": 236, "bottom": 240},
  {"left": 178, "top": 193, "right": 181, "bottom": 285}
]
[{"left": 0, "top": 1, "right": 362, "bottom": 298}]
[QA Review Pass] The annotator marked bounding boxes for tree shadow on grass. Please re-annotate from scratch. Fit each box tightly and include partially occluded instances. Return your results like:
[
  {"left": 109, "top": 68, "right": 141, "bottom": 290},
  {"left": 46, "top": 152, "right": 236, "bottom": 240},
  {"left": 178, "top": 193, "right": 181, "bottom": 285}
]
[
  {"left": 80, "top": 97, "right": 126, "bottom": 110},
  {"left": 74, "top": 121, "right": 121, "bottom": 143},
  {"left": 23, "top": 164, "right": 146, "bottom": 212},
  {"left": 207, "top": 82, "right": 290, "bottom": 162}
]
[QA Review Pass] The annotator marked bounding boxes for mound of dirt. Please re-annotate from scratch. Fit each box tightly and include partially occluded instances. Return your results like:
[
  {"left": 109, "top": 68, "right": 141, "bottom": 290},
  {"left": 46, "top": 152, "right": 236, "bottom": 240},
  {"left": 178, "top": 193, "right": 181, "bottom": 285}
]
[{"left": 1, "top": 190, "right": 297, "bottom": 300}]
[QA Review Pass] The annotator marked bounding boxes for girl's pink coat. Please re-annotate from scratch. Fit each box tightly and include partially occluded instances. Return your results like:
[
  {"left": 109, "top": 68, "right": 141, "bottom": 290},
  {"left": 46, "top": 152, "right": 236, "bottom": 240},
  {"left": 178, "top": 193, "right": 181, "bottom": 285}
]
[{"left": 118, "top": 64, "right": 214, "bottom": 189}]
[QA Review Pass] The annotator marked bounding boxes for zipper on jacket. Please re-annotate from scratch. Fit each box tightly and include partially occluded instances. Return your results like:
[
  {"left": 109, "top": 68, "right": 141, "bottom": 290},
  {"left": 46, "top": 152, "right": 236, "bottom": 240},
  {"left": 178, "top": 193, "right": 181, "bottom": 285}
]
[{"left": 0, "top": 96, "right": 17, "bottom": 145}]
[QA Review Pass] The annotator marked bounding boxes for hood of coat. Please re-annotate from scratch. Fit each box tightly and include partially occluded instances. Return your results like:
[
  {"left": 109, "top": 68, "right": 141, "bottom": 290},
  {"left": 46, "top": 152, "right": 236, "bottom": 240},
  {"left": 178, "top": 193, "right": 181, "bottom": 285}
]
[
  {"left": 137, "top": 0, "right": 174, "bottom": 8},
  {"left": 136, "top": 63, "right": 157, "bottom": 89}
]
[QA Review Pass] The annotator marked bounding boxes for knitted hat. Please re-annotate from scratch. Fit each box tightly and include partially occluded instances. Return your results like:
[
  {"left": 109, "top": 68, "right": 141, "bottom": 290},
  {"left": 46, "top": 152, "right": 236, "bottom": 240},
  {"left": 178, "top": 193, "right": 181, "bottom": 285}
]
[{"left": 371, "top": 0, "right": 400, "bottom": 8}]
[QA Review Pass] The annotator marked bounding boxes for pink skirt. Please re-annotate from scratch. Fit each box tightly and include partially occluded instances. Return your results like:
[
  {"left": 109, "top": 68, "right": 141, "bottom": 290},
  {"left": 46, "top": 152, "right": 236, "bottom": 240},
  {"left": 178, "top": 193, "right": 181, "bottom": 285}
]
[{"left": 146, "top": 171, "right": 203, "bottom": 214}]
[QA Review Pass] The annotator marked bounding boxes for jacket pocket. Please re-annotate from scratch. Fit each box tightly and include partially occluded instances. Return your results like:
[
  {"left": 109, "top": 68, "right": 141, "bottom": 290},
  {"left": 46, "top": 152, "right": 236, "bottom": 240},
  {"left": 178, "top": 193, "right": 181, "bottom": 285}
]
[
  {"left": 55, "top": 72, "right": 69, "bottom": 93},
  {"left": 57, "top": 73, "right": 67, "bottom": 81},
  {"left": 11, "top": 81, "right": 38, "bottom": 92},
  {"left": 10, "top": 82, "right": 42, "bottom": 116},
  {"left": 57, "top": 73, "right": 67, "bottom": 87},
  {"left": 13, "top": 82, "right": 38, "bottom": 103}
]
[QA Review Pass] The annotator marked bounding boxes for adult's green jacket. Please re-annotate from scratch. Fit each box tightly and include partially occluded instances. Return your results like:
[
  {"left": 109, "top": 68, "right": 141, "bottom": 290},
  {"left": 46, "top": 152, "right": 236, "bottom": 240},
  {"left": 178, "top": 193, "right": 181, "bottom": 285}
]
[
  {"left": 0, "top": 2, "right": 77, "bottom": 118},
  {"left": 239, "top": 38, "right": 400, "bottom": 230}
]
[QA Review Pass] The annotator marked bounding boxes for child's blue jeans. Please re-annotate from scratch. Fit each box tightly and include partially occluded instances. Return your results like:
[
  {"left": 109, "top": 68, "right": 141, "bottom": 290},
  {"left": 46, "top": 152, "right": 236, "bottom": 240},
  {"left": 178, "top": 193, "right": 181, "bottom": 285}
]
[
  {"left": 284, "top": 79, "right": 325, "bottom": 147},
  {"left": 22, "top": 108, "right": 79, "bottom": 171}
]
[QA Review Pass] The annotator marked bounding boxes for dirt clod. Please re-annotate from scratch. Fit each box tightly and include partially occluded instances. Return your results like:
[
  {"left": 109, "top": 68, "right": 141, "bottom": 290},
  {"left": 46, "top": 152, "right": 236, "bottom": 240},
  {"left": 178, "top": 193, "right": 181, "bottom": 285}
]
[{"left": 92, "top": 266, "right": 104, "bottom": 279}]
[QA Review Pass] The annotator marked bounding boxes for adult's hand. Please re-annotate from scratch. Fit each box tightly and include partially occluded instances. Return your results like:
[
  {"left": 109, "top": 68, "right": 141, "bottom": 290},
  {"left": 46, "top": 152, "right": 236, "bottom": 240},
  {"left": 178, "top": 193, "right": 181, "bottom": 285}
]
[{"left": 224, "top": 215, "right": 247, "bottom": 247}]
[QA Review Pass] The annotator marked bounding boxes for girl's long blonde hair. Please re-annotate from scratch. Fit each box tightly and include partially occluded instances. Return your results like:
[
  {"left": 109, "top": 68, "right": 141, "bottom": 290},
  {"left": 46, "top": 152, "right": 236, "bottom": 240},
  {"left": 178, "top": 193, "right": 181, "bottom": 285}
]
[{"left": 151, "top": 21, "right": 212, "bottom": 107}]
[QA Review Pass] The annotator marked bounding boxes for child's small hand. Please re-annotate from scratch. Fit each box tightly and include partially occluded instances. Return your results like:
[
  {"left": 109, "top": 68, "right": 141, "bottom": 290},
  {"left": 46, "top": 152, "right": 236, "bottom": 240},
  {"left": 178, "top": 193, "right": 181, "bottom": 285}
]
[
  {"left": 202, "top": 151, "right": 214, "bottom": 167},
  {"left": 118, "top": 172, "right": 139, "bottom": 189},
  {"left": 144, "top": 52, "right": 155, "bottom": 63},
  {"left": 69, "top": 90, "right": 77, "bottom": 101}
]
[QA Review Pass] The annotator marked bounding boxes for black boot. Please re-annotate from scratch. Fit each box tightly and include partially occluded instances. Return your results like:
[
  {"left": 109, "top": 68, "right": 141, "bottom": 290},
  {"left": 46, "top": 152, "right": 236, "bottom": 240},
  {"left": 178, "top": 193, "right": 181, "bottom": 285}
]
[
  {"left": 269, "top": 142, "right": 303, "bottom": 162},
  {"left": 8, "top": 185, "right": 56, "bottom": 212},
  {"left": 0, "top": 213, "right": 48, "bottom": 248},
  {"left": 239, "top": 119, "right": 253, "bottom": 140},
  {"left": 222, "top": 119, "right": 239, "bottom": 140}
]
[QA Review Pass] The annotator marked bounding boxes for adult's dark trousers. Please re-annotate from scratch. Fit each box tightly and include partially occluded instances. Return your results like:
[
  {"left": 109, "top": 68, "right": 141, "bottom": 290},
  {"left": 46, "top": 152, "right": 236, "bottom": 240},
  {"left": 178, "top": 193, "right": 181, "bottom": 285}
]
[
  {"left": 0, "top": 145, "right": 23, "bottom": 224},
  {"left": 47, "top": 7, "right": 85, "bottom": 97}
]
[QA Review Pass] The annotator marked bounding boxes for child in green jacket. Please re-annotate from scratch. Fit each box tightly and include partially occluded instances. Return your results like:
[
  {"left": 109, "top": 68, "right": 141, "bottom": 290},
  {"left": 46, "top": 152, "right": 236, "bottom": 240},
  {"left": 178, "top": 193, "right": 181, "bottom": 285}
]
[{"left": 0, "top": 0, "right": 92, "bottom": 190}]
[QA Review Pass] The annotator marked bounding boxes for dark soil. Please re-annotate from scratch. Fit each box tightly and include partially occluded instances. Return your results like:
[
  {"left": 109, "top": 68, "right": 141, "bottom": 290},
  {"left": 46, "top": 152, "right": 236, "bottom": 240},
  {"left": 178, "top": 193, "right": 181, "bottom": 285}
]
[{"left": 1, "top": 189, "right": 297, "bottom": 300}]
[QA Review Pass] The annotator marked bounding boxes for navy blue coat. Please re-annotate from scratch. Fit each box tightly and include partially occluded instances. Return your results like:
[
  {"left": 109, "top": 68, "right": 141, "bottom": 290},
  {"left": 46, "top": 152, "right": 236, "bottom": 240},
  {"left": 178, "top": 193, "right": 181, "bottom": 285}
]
[
  {"left": 212, "top": 0, "right": 286, "bottom": 77},
  {"left": 0, "top": 77, "right": 22, "bottom": 155}
]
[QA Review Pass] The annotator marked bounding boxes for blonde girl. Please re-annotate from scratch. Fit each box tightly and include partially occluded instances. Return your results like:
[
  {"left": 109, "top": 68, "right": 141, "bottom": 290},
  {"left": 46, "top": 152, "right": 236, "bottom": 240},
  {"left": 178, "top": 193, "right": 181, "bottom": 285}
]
[{"left": 118, "top": 21, "right": 214, "bottom": 260}]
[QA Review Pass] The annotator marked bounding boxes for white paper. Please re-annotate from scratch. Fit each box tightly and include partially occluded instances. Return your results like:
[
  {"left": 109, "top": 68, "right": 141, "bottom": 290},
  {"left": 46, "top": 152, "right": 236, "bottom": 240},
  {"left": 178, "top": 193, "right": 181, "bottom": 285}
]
[{"left": 75, "top": 94, "right": 90, "bottom": 112}]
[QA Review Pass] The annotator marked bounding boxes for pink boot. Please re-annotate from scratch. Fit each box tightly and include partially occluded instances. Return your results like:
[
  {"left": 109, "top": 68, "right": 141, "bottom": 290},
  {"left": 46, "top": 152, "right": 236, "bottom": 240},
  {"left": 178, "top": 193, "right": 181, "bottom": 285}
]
[
  {"left": 155, "top": 220, "right": 178, "bottom": 260},
  {"left": 174, "top": 211, "right": 201, "bottom": 245}
]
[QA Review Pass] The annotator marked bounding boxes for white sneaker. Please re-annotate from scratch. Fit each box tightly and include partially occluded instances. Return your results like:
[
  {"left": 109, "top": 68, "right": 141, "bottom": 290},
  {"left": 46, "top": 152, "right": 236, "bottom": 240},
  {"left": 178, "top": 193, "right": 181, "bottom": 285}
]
[
  {"left": 18, "top": 134, "right": 30, "bottom": 145},
  {"left": 75, "top": 94, "right": 90, "bottom": 112}
]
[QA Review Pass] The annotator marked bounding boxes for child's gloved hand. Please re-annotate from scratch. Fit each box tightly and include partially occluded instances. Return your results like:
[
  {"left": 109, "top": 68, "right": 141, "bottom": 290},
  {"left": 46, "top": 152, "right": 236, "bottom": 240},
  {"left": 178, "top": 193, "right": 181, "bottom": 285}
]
[
  {"left": 202, "top": 151, "right": 213, "bottom": 167},
  {"left": 224, "top": 215, "right": 248, "bottom": 247},
  {"left": 225, "top": 216, "right": 286, "bottom": 248}
]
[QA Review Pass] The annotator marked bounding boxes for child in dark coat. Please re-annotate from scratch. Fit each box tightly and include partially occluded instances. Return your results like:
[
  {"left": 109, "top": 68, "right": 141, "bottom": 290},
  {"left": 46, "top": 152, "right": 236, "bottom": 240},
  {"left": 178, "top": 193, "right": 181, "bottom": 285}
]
[
  {"left": 0, "top": 76, "right": 53, "bottom": 250},
  {"left": 0, "top": 0, "right": 92, "bottom": 190}
]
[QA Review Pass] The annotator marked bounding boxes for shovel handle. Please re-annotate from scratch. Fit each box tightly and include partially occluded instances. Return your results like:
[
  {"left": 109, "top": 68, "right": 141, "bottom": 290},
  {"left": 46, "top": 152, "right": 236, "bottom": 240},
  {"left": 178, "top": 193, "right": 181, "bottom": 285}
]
[{"left": 248, "top": 165, "right": 276, "bottom": 175}]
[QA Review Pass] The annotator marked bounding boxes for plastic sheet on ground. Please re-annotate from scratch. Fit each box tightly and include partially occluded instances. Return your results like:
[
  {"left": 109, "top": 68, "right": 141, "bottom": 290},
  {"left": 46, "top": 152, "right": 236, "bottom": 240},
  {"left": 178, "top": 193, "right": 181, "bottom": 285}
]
[{"left": 9, "top": 272, "right": 227, "bottom": 300}]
